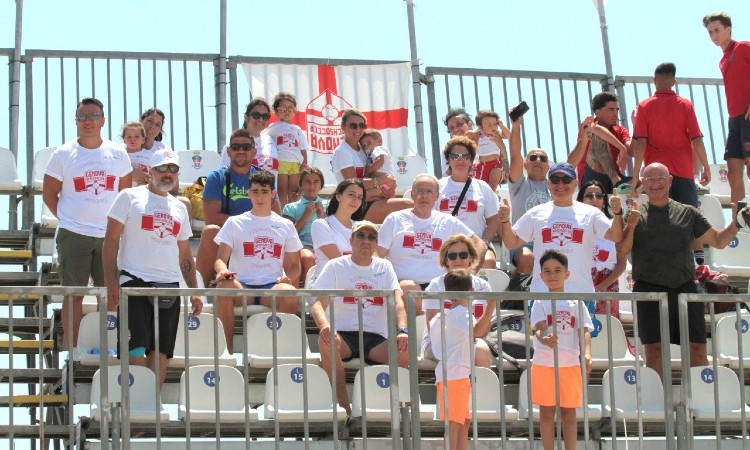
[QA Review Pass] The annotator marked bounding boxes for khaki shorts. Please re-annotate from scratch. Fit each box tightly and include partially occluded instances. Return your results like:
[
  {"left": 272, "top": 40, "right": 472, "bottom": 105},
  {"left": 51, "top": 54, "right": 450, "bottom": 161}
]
[
  {"left": 56, "top": 228, "right": 105, "bottom": 287},
  {"left": 278, "top": 160, "right": 301, "bottom": 175}
]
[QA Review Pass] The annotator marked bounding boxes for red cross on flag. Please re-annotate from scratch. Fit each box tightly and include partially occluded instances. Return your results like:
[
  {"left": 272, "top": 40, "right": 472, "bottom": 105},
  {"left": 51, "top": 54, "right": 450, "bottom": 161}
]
[{"left": 242, "top": 62, "right": 414, "bottom": 174}]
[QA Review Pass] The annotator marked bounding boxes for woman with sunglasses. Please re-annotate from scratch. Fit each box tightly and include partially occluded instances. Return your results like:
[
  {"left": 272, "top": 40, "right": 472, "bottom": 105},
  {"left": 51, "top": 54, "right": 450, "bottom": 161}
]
[
  {"left": 420, "top": 235, "right": 495, "bottom": 368},
  {"left": 220, "top": 98, "right": 278, "bottom": 177},
  {"left": 331, "top": 108, "right": 412, "bottom": 223},
  {"left": 576, "top": 180, "right": 631, "bottom": 317},
  {"left": 436, "top": 136, "right": 500, "bottom": 269},
  {"left": 310, "top": 179, "right": 366, "bottom": 268}
]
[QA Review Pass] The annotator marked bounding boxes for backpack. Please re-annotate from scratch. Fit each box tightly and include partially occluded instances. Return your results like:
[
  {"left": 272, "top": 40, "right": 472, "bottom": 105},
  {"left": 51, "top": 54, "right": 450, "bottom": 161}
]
[
  {"left": 695, "top": 265, "right": 744, "bottom": 313},
  {"left": 182, "top": 176, "right": 207, "bottom": 221}
]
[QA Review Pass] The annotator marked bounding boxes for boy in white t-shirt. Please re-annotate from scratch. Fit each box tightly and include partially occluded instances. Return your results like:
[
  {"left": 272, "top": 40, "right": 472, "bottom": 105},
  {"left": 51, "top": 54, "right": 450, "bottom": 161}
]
[
  {"left": 429, "top": 269, "right": 477, "bottom": 450},
  {"left": 213, "top": 170, "right": 302, "bottom": 353},
  {"left": 530, "top": 250, "right": 593, "bottom": 450},
  {"left": 360, "top": 129, "right": 395, "bottom": 199}
]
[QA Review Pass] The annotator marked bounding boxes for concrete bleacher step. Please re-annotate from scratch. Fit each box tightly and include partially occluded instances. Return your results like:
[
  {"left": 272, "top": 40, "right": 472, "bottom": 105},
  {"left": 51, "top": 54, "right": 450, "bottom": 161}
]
[
  {"left": 0, "top": 271, "right": 39, "bottom": 286},
  {"left": 0, "top": 394, "right": 68, "bottom": 407},
  {"left": 0, "top": 317, "right": 51, "bottom": 335},
  {"left": 0, "top": 368, "right": 62, "bottom": 383},
  {"left": 0, "top": 339, "right": 54, "bottom": 354}
]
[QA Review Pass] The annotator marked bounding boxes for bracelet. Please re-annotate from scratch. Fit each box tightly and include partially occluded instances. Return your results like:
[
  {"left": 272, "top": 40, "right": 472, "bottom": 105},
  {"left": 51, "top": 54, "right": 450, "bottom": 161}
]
[
  {"left": 501, "top": 220, "right": 509, "bottom": 224},
  {"left": 613, "top": 210, "right": 624, "bottom": 216}
]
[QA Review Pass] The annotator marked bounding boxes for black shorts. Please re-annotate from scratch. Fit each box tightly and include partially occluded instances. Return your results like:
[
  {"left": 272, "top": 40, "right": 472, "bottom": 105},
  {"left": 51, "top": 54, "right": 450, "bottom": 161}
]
[
  {"left": 634, "top": 279, "right": 705, "bottom": 345},
  {"left": 338, "top": 330, "right": 387, "bottom": 365},
  {"left": 669, "top": 174, "right": 698, "bottom": 207},
  {"left": 117, "top": 280, "right": 181, "bottom": 358},
  {"left": 724, "top": 115, "right": 750, "bottom": 160}
]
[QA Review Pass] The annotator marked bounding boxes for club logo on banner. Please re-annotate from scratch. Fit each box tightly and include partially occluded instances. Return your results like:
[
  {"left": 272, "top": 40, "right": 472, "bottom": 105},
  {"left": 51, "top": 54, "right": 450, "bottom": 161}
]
[{"left": 242, "top": 62, "right": 412, "bottom": 156}]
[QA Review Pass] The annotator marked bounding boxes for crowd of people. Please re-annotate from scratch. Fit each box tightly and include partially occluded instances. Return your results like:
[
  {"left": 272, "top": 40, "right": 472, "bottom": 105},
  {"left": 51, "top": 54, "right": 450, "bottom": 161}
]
[{"left": 39, "top": 10, "right": 749, "bottom": 450}]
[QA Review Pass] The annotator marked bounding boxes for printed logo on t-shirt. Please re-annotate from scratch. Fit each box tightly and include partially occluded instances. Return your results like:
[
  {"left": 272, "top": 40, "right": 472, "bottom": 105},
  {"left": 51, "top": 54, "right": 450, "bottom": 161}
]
[
  {"left": 402, "top": 233, "right": 442, "bottom": 254},
  {"left": 223, "top": 183, "right": 249, "bottom": 202},
  {"left": 547, "top": 310, "right": 576, "bottom": 331},
  {"left": 73, "top": 170, "right": 116, "bottom": 195},
  {"left": 276, "top": 132, "right": 300, "bottom": 149},
  {"left": 131, "top": 162, "right": 149, "bottom": 174},
  {"left": 438, "top": 197, "right": 478, "bottom": 214},
  {"left": 141, "top": 212, "right": 182, "bottom": 238},
  {"left": 253, "top": 154, "right": 280, "bottom": 171},
  {"left": 541, "top": 223, "right": 584, "bottom": 247},
  {"left": 343, "top": 283, "right": 384, "bottom": 309},
  {"left": 242, "top": 237, "right": 283, "bottom": 260},
  {"left": 592, "top": 246, "right": 610, "bottom": 263}
]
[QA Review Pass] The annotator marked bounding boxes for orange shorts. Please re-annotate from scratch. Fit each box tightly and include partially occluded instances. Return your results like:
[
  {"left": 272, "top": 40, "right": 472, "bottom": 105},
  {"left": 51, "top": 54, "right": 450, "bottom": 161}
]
[
  {"left": 530, "top": 364, "right": 582, "bottom": 408},
  {"left": 436, "top": 378, "right": 471, "bottom": 423},
  {"left": 473, "top": 158, "right": 503, "bottom": 185}
]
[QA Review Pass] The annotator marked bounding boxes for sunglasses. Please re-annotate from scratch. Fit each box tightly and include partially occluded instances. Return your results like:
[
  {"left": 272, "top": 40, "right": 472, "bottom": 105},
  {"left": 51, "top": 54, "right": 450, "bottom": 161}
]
[
  {"left": 75, "top": 112, "right": 103, "bottom": 122},
  {"left": 528, "top": 154, "right": 548, "bottom": 163},
  {"left": 248, "top": 111, "right": 271, "bottom": 121},
  {"left": 549, "top": 175, "right": 574, "bottom": 184},
  {"left": 584, "top": 192, "right": 605, "bottom": 200},
  {"left": 353, "top": 232, "right": 377, "bottom": 242},
  {"left": 230, "top": 143, "right": 255, "bottom": 152},
  {"left": 154, "top": 164, "right": 179, "bottom": 173},
  {"left": 446, "top": 251, "right": 470, "bottom": 261},
  {"left": 347, "top": 122, "right": 367, "bottom": 130},
  {"left": 449, "top": 152, "right": 472, "bottom": 161}
]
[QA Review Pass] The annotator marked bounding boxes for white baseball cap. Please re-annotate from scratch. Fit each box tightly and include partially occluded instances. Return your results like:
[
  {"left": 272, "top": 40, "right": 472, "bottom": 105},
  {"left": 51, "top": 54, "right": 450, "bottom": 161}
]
[{"left": 149, "top": 149, "right": 181, "bottom": 169}]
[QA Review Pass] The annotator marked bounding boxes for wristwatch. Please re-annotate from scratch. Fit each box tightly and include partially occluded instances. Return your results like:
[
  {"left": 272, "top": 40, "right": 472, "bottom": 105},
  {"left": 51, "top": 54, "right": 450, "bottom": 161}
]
[{"left": 397, "top": 327, "right": 409, "bottom": 335}]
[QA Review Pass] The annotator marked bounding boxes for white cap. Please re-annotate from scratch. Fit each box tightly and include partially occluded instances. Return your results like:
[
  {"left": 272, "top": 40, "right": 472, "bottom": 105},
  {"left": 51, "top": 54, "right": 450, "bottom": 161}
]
[{"left": 149, "top": 149, "right": 180, "bottom": 169}]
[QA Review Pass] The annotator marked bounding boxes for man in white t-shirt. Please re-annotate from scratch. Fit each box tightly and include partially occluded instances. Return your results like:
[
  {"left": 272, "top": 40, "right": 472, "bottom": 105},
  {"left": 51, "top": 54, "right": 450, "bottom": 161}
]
[
  {"left": 498, "top": 162, "right": 624, "bottom": 293},
  {"left": 43, "top": 97, "right": 133, "bottom": 348},
  {"left": 102, "top": 149, "right": 202, "bottom": 387},
  {"left": 311, "top": 220, "right": 408, "bottom": 416},
  {"left": 377, "top": 174, "right": 487, "bottom": 312},
  {"left": 213, "top": 170, "right": 302, "bottom": 353}
]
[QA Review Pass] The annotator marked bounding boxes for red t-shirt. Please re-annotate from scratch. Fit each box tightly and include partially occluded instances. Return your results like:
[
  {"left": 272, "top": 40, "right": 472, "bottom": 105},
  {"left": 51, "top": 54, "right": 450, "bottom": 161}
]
[
  {"left": 575, "top": 122, "right": 631, "bottom": 182},
  {"left": 720, "top": 40, "right": 750, "bottom": 118},
  {"left": 633, "top": 89, "right": 703, "bottom": 179}
]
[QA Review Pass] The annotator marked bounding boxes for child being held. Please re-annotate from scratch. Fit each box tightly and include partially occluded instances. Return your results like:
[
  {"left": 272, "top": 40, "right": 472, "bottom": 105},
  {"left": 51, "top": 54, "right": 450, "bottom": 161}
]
[
  {"left": 465, "top": 109, "right": 511, "bottom": 192},
  {"left": 121, "top": 121, "right": 149, "bottom": 186},
  {"left": 360, "top": 128, "right": 396, "bottom": 199},
  {"left": 530, "top": 249, "right": 593, "bottom": 450},
  {"left": 429, "top": 268, "right": 495, "bottom": 450}
]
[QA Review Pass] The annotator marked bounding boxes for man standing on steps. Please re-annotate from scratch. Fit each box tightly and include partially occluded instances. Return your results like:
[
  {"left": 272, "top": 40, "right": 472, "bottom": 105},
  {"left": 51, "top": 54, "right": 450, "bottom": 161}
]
[
  {"left": 103, "top": 149, "right": 202, "bottom": 387},
  {"left": 43, "top": 97, "right": 132, "bottom": 350}
]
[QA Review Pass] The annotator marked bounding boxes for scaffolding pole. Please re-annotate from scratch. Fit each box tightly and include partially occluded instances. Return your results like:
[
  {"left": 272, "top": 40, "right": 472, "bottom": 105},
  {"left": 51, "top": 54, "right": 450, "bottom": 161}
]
[
  {"left": 216, "top": 0, "right": 228, "bottom": 151},
  {"left": 404, "top": 0, "right": 426, "bottom": 159}
]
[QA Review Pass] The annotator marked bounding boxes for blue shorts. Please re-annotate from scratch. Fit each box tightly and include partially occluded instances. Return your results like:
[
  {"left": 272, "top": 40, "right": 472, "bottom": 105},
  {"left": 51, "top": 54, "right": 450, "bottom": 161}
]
[
  {"left": 724, "top": 115, "right": 750, "bottom": 160},
  {"left": 239, "top": 281, "right": 277, "bottom": 305},
  {"left": 508, "top": 241, "right": 534, "bottom": 267},
  {"left": 669, "top": 174, "right": 698, "bottom": 207}
]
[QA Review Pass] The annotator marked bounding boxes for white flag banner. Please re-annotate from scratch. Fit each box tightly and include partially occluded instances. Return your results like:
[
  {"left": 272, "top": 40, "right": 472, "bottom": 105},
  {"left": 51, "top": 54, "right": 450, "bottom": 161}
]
[{"left": 243, "top": 62, "right": 416, "bottom": 184}]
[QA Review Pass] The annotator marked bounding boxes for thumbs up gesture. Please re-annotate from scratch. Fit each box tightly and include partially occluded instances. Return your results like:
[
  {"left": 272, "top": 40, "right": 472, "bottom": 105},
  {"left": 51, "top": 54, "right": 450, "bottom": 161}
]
[{"left": 498, "top": 197, "right": 511, "bottom": 224}]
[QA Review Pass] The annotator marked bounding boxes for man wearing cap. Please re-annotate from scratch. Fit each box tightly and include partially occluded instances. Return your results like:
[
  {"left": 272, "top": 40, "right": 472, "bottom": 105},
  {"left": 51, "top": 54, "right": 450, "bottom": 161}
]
[
  {"left": 311, "top": 219, "right": 408, "bottom": 416},
  {"left": 103, "top": 149, "right": 202, "bottom": 388},
  {"left": 43, "top": 97, "right": 133, "bottom": 349},
  {"left": 498, "top": 161, "right": 624, "bottom": 293},
  {"left": 213, "top": 169, "right": 301, "bottom": 354}
]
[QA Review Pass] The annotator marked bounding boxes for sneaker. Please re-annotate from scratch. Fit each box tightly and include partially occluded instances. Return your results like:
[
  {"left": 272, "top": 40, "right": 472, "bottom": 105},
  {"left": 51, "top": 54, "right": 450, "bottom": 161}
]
[{"left": 696, "top": 181, "right": 710, "bottom": 195}]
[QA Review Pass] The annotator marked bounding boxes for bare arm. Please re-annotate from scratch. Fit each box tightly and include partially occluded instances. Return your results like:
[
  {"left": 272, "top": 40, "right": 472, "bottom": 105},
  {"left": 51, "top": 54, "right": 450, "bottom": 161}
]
[
  {"left": 178, "top": 239, "right": 203, "bottom": 315},
  {"left": 102, "top": 217, "right": 124, "bottom": 311},
  {"left": 214, "top": 243, "right": 233, "bottom": 280},
  {"left": 631, "top": 138, "right": 647, "bottom": 195},
  {"left": 699, "top": 203, "right": 740, "bottom": 249},
  {"left": 203, "top": 199, "right": 229, "bottom": 227},
  {"left": 692, "top": 138, "right": 711, "bottom": 186},
  {"left": 339, "top": 166, "right": 358, "bottom": 181},
  {"left": 318, "top": 244, "right": 343, "bottom": 261},
  {"left": 508, "top": 118, "right": 524, "bottom": 183},
  {"left": 377, "top": 245, "right": 389, "bottom": 259},
  {"left": 497, "top": 198, "right": 526, "bottom": 250},
  {"left": 118, "top": 173, "right": 133, "bottom": 192},
  {"left": 567, "top": 116, "right": 594, "bottom": 166},
  {"left": 282, "top": 250, "right": 302, "bottom": 287},
  {"left": 618, "top": 209, "right": 641, "bottom": 256},
  {"left": 473, "top": 299, "right": 496, "bottom": 338},
  {"left": 42, "top": 175, "right": 62, "bottom": 218},
  {"left": 365, "top": 155, "right": 385, "bottom": 176},
  {"left": 470, "top": 234, "right": 488, "bottom": 271},
  {"left": 583, "top": 328, "right": 592, "bottom": 374},
  {"left": 311, "top": 296, "right": 331, "bottom": 331}
]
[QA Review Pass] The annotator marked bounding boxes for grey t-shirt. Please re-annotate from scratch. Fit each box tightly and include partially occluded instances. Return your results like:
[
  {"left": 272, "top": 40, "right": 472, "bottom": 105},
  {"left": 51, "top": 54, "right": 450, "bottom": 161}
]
[
  {"left": 631, "top": 200, "right": 711, "bottom": 288},
  {"left": 509, "top": 173, "right": 550, "bottom": 224}
]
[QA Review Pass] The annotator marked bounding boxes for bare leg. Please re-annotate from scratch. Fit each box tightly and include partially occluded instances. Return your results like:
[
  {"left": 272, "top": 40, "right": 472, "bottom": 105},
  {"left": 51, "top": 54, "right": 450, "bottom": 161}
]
[
  {"left": 689, "top": 342, "right": 708, "bottom": 367},
  {"left": 259, "top": 283, "right": 300, "bottom": 314},
  {"left": 728, "top": 158, "right": 746, "bottom": 205},
  {"left": 644, "top": 342, "right": 663, "bottom": 381},
  {"left": 300, "top": 248, "right": 316, "bottom": 288},
  {"left": 474, "top": 339, "right": 491, "bottom": 368},
  {"left": 277, "top": 174, "right": 290, "bottom": 207},
  {"left": 195, "top": 225, "right": 220, "bottom": 287},
  {"left": 62, "top": 295, "right": 84, "bottom": 348},
  {"left": 288, "top": 174, "right": 301, "bottom": 203},
  {"left": 560, "top": 407, "right": 578, "bottom": 450},
  {"left": 488, "top": 167, "right": 504, "bottom": 193},
  {"left": 176, "top": 195, "right": 194, "bottom": 224},
  {"left": 146, "top": 351, "right": 169, "bottom": 388},
  {"left": 367, "top": 340, "right": 409, "bottom": 368},
  {"left": 481, "top": 249, "right": 496, "bottom": 269},
  {"left": 318, "top": 332, "right": 352, "bottom": 415},
  {"left": 216, "top": 278, "right": 243, "bottom": 354},
  {"left": 539, "top": 405, "right": 557, "bottom": 450}
]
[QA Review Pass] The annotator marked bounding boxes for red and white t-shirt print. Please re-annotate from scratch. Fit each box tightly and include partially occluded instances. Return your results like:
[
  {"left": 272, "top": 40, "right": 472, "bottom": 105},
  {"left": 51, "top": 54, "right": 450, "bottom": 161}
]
[
  {"left": 214, "top": 211, "right": 303, "bottom": 285},
  {"left": 436, "top": 177, "right": 499, "bottom": 236},
  {"left": 378, "top": 209, "right": 475, "bottom": 284},
  {"left": 264, "top": 122, "right": 310, "bottom": 165},
  {"left": 331, "top": 140, "right": 366, "bottom": 183},
  {"left": 141, "top": 211, "right": 182, "bottom": 239},
  {"left": 513, "top": 202, "right": 611, "bottom": 293}
]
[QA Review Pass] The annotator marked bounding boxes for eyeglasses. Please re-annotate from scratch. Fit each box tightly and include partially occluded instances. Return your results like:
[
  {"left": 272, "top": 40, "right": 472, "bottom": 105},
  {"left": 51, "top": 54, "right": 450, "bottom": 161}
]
[
  {"left": 528, "top": 154, "right": 548, "bottom": 163},
  {"left": 75, "top": 112, "right": 103, "bottom": 122},
  {"left": 549, "top": 175, "right": 574, "bottom": 184},
  {"left": 413, "top": 189, "right": 436, "bottom": 196},
  {"left": 642, "top": 176, "right": 668, "bottom": 185},
  {"left": 248, "top": 111, "right": 271, "bottom": 121},
  {"left": 230, "top": 143, "right": 255, "bottom": 152},
  {"left": 277, "top": 106, "right": 296, "bottom": 114},
  {"left": 449, "top": 152, "right": 472, "bottom": 161},
  {"left": 154, "top": 164, "right": 179, "bottom": 173},
  {"left": 583, "top": 192, "right": 605, "bottom": 200},
  {"left": 353, "top": 232, "right": 377, "bottom": 242},
  {"left": 347, "top": 122, "right": 367, "bottom": 130},
  {"left": 446, "top": 251, "right": 470, "bottom": 261}
]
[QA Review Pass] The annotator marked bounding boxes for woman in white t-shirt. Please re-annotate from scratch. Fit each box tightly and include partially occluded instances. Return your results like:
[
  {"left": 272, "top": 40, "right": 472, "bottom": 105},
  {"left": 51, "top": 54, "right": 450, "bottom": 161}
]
[
  {"left": 421, "top": 235, "right": 495, "bottom": 368},
  {"left": 310, "top": 179, "right": 365, "bottom": 268},
  {"left": 436, "top": 136, "right": 500, "bottom": 270},
  {"left": 219, "top": 98, "right": 278, "bottom": 175}
]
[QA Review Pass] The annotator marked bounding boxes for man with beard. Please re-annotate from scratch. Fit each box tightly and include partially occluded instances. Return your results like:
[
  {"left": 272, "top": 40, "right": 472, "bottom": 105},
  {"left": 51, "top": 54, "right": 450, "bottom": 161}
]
[{"left": 103, "top": 149, "right": 202, "bottom": 388}]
